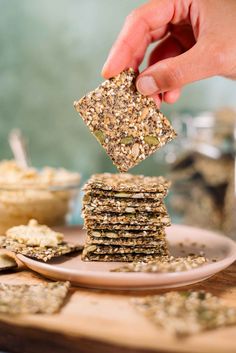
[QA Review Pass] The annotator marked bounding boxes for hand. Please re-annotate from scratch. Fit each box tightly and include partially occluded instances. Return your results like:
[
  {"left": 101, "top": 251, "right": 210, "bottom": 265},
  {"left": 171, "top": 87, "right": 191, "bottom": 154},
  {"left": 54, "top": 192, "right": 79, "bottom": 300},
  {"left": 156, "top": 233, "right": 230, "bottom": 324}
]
[{"left": 102, "top": 0, "right": 236, "bottom": 107}]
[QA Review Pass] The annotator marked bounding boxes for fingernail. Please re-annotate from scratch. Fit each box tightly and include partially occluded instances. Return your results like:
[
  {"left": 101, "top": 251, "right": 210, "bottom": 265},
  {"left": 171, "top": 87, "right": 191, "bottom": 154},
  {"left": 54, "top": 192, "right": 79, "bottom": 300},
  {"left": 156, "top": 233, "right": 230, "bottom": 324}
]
[
  {"left": 136, "top": 76, "right": 158, "bottom": 95},
  {"left": 101, "top": 61, "right": 109, "bottom": 76}
]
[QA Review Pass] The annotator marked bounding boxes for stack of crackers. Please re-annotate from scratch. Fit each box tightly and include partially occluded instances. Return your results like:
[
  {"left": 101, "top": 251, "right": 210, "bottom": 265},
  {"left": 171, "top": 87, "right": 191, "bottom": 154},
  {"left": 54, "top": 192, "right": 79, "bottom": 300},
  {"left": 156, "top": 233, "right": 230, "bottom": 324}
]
[{"left": 81, "top": 173, "right": 171, "bottom": 262}]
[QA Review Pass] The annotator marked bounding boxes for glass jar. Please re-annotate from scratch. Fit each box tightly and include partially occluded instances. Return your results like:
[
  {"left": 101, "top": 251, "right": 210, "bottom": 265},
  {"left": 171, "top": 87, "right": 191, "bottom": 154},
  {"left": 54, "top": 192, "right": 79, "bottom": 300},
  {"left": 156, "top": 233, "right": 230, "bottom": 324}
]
[{"left": 164, "top": 108, "right": 236, "bottom": 237}]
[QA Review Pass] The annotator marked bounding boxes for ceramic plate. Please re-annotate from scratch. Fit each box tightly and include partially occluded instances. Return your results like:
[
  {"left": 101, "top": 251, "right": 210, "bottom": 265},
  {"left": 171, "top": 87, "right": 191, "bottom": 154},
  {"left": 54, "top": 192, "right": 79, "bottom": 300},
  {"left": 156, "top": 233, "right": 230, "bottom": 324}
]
[{"left": 17, "top": 225, "right": 236, "bottom": 290}]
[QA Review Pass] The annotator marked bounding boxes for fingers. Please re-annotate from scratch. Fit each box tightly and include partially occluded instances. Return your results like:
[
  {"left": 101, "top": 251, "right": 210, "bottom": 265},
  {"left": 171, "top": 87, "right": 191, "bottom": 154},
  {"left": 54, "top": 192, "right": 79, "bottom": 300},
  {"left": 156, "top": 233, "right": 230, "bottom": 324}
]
[
  {"left": 136, "top": 39, "right": 219, "bottom": 95},
  {"left": 146, "top": 27, "right": 194, "bottom": 104},
  {"left": 102, "top": 0, "right": 176, "bottom": 78},
  {"left": 148, "top": 24, "right": 196, "bottom": 65},
  {"left": 149, "top": 38, "right": 182, "bottom": 104},
  {"left": 151, "top": 93, "right": 162, "bottom": 108},
  {"left": 148, "top": 34, "right": 185, "bottom": 66},
  {"left": 163, "top": 89, "right": 181, "bottom": 103}
]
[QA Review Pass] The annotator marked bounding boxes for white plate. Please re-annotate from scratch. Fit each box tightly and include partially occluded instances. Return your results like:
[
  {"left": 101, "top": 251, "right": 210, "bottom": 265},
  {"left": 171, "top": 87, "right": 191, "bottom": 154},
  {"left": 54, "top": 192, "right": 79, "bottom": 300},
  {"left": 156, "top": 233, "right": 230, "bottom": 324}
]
[{"left": 17, "top": 225, "right": 236, "bottom": 290}]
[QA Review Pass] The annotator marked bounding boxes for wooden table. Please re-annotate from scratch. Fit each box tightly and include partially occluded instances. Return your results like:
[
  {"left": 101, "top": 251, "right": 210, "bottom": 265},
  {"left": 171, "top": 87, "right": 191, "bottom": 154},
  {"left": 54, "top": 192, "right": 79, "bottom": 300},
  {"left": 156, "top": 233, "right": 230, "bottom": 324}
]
[{"left": 0, "top": 259, "right": 235, "bottom": 353}]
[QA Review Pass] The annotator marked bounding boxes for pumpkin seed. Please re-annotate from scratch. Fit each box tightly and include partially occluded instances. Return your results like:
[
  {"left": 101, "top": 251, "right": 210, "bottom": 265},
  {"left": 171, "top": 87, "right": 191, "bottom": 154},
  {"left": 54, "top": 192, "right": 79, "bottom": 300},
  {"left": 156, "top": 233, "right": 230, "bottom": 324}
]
[
  {"left": 94, "top": 130, "right": 105, "bottom": 144},
  {"left": 144, "top": 136, "right": 159, "bottom": 145},
  {"left": 120, "top": 136, "right": 134, "bottom": 145}
]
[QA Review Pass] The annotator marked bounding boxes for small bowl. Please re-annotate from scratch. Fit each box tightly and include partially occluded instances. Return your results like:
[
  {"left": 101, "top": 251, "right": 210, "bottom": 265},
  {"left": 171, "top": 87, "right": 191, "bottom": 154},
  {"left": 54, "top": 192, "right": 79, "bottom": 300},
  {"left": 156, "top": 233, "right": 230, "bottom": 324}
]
[{"left": 0, "top": 163, "right": 81, "bottom": 233}]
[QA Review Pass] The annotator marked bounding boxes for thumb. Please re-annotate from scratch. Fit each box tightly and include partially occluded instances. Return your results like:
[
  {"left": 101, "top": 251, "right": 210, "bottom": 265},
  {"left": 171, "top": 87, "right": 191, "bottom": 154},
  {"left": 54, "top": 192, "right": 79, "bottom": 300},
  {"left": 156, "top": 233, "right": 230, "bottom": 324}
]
[{"left": 136, "top": 41, "right": 220, "bottom": 95}]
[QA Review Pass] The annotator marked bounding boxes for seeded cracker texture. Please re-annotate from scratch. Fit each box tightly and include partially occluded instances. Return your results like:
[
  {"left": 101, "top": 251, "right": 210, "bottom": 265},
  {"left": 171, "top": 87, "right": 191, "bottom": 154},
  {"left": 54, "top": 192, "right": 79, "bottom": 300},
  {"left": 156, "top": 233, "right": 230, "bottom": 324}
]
[
  {"left": 0, "top": 236, "right": 83, "bottom": 262},
  {"left": 83, "top": 212, "right": 169, "bottom": 225},
  {"left": 83, "top": 196, "right": 164, "bottom": 213},
  {"left": 111, "top": 255, "right": 207, "bottom": 273},
  {"left": 0, "top": 281, "right": 70, "bottom": 314},
  {"left": 82, "top": 242, "right": 168, "bottom": 255},
  {"left": 88, "top": 229, "right": 165, "bottom": 239},
  {"left": 85, "top": 190, "right": 166, "bottom": 200},
  {"left": 83, "top": 173, "right": 170, "bottom": 193},
  {"left": 87, "top": 235, "right": 166, "bottom": 246},
  {"left": 74, "top": 69, "right": 177, "bottom": 172},
  {"left": 131, "top": 291, "right": 236, "bottom": 337}
]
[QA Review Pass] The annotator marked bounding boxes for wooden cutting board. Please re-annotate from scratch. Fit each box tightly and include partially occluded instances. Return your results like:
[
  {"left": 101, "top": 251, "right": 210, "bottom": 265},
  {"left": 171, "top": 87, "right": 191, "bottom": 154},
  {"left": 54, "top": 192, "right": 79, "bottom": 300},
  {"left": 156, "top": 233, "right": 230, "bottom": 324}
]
[{"left": 0, "top": 257, "right": 235, "bottom": 353}]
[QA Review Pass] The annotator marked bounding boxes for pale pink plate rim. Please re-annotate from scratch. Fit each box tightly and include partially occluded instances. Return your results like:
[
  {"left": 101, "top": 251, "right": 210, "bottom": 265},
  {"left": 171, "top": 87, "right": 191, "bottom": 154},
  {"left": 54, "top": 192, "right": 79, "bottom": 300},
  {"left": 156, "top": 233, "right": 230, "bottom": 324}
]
[{"left": 17, "top": 224, "right": 236, "bottom": 288}]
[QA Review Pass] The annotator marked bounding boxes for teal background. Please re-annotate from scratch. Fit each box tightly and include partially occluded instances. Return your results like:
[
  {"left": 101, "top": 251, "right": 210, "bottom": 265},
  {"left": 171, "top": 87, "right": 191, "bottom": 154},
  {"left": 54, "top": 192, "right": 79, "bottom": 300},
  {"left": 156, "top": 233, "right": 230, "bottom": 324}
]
[{"left": 0, "top": 0, "right": 235, "bottom": 182}]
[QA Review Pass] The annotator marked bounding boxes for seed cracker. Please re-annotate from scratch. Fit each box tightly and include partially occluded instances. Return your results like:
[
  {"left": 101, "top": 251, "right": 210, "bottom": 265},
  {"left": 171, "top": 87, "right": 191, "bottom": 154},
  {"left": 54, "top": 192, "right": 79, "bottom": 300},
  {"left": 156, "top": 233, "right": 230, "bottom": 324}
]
[
  {"left": 83, "top": 173, "right": 170, "bottom": 193},
  {"left": 6, "top": 219, "right": 64, "bottom": 248},
  {"left": 111, "top": 255, "right": 207, "bottom": 273},
  {"left": 88, "top": 229, "right": 165, "bottom": 238},
  {"left": 83, "top": 213, "right": 170, "bottom": 226},
  {"left": 74, "top": 69, "right": 176, "bottom": 172},
  {"left": 0, "top": 281, "right": 70, "bottom": 314},
  {"left": 86, "top": 190, "right": 167, "bottom": 200},
  {"left": 131, "top": 291, "right": 236, "bottom": 337},
  {"left": 0, "top": 236, "right": 83, "bottom": 262},
  {"left": 0, "top": 254, "right": 17, "bottom": 272},
  {"left": 83, "top": 195, "right": 163, "bottom": 209},
  {"left": 82, "top": 242, "right": 168, "bottom": 256},
  {"left": 83, "top": 202, "right": 166, "bottom": 214},
  {"left": 82, "top": 253, "right": 166, "bottom": 262},
  {"left": 84, "top": 223, "right": 168, "bottom": 231},
  {"left": 86, "top": 235, "right": 166, "bottom": 246}
]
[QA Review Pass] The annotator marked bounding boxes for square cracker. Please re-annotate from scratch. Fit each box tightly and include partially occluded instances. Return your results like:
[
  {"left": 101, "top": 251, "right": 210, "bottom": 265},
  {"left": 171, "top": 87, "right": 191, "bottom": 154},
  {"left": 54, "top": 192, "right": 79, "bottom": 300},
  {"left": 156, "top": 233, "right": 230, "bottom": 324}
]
[
  {"left": 83, "top": 200, "right": 166, "bottom": 214},
  {"left": 82, "top": 242, "right": 168, "bottom": 255},
  {"left": 0, "top": 237, "right": 83, "bottom": 262},
  {"left": 74, "top": 69, "right": 176, "bottom": 172},
  {"left": 86, "top": 235, "right": 166, "bottom": 246},
  {"left": 88, "top": 229, "right": 165, "bottom": 238},
  {"left": 0, "top": 281, "right": 70, "bottom": 314},
  {"left": 83, "top": 173, "right": 170, "bottom": 194},
  {"left": 85, "top": 190, "right": 167, "bottom": 200},
  {"left": 83, "top": 223, "right": 167, "bottom": 231},
  {"left": 83, "top": 195, "right": 163, "bottom": 208},
  {"left": 84, "top": 213, "right": 170, "bottom": 228}
]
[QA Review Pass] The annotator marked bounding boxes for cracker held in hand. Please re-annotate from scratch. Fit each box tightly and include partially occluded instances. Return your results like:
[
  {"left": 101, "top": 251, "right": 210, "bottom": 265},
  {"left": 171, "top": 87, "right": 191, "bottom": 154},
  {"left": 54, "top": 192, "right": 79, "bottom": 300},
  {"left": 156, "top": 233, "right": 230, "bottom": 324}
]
[{"left": 74, "top": 69, "right": 176, "bottom": 172}]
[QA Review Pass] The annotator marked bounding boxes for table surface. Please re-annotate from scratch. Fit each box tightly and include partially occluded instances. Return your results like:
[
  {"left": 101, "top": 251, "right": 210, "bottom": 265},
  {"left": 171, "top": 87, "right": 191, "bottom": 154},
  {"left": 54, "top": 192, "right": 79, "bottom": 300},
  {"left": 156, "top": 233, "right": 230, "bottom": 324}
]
[{"left": 0, "top": 244, "right": 236, "bottom": 353}]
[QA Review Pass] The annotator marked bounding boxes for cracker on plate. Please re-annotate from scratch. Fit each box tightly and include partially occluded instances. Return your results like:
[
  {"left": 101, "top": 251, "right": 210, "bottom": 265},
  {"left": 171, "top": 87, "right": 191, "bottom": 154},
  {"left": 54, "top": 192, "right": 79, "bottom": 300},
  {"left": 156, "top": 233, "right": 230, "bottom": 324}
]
[
  {"left": 82, "top": 242, "right": 168, "bottom": 256},
  {"left": 83, "top": 212, "right": 170, "bottom": 226},
  {"left": 0, "top": 236, "right": 83, "bottom": 262},
  {"left": 86, "top": 235, "right": 166, "bottom": 246},
  {"left": 83, "top": 173, "right": 170, "bottom": 193},
  {"left": 85, "top": 189, "right": 167, "bottom": 200},
  {"left": 83, "top": 201, "right": 166, "bottom": 214},
  {"left": 88, "top": 229, "right": 165, "bottom": 239},
  {"left": 83, "top": 223, "right": 168, "bottom": 231}
]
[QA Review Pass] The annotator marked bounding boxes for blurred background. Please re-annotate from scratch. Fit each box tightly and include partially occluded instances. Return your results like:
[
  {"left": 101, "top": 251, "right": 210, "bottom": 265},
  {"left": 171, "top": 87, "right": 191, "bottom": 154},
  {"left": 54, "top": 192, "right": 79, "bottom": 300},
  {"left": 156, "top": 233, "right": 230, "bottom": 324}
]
[{"left": 0, "top": 0, "right": 235, "bottom": 234}]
